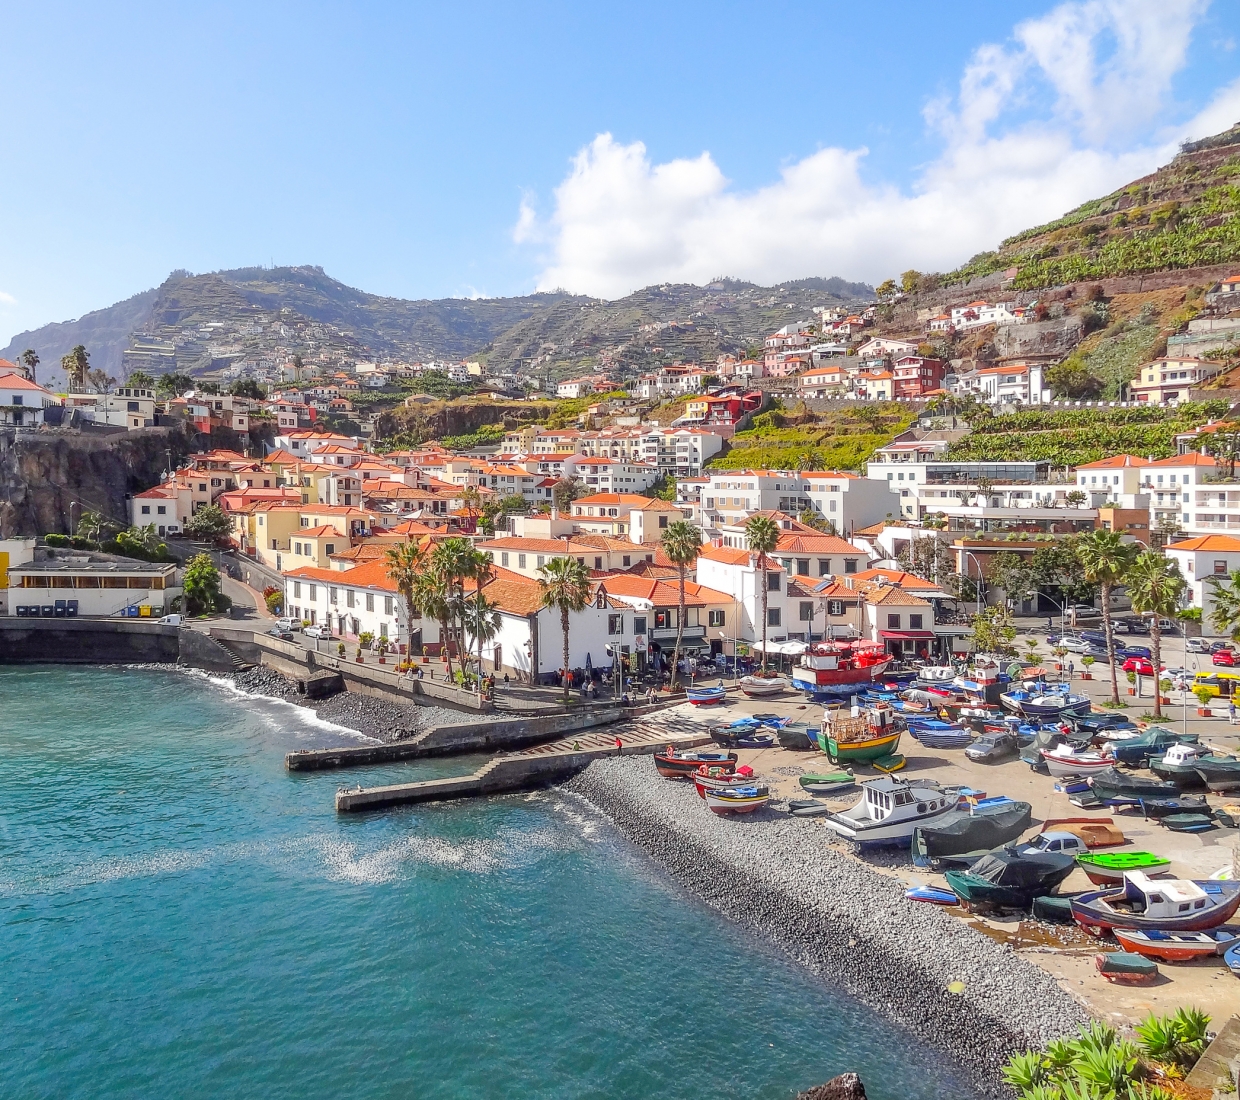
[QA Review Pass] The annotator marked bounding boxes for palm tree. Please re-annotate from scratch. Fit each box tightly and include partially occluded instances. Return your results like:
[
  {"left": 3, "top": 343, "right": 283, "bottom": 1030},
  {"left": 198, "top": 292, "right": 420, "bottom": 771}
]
[
  {"left": 1126, "top": 551, "right": 1187, "bottom": 719},
  {"left": 1207, "top": 569, "right": 1240, "bottom": 640},
  {"left": 384, "top": 541, "right": 428, "bottom": 653},
  {"left": 661, "top": 520, "right": 702, "bottom": 692},
  {"left": 62, "top": 345, "right": 90, "bottom": 393},
  {"left": 20, "top": 349, "right": 38, "bottom": 384},
  {"left": 415, "top": 568, "right": 455, "bottom": 681},
  {"left": 745, "top": 513, "right": 780, "bottom": 673},
  {"left": 433, "top": 537, "right": 477, "bottom": 662},
  {"left": 464, "top": 547, "right": 496, "bottom": 683},
  {"left": 463, "top": 594, "right": 502, "bottom": 684},
  {"left": 1075, "top": 529, "right": 1139, "bottom": 705},
  {"left": 537, "top": 556, "right": 593, "bottom": 701}
]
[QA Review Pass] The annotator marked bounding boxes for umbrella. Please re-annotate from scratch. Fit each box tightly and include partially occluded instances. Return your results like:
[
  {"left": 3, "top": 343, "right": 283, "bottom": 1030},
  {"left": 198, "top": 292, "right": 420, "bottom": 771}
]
[{"left": 585, "top": 652, "right": 593, "bottom": 673}]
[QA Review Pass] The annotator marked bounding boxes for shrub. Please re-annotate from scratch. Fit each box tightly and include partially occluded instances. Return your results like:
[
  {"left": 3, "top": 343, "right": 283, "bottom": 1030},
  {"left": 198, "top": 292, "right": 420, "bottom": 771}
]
[{"left": 43, "top": 533, "right": 69, "bottom": 547}]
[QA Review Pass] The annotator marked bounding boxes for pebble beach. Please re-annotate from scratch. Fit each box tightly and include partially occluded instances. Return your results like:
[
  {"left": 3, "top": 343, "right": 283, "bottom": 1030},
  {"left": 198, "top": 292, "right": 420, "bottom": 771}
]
[{"left": 564, "top": 755, "right": 1091, "bottom": 1096}]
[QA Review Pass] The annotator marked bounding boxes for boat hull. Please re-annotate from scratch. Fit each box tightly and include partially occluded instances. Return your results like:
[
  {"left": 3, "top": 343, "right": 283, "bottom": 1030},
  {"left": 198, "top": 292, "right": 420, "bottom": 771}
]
[
  {"left": 705, "top": 787, "right": 770, "bottom": 814},
  {"left": 687, "top": 687, "right": 727, "bottom": 705},
  {"left": 818, "top": 730, "right": 901, "bottom": 764},
  {"left": 653, "top": 751, "right": 737, "bottom": 779},
  {"left": 1114, "top": 928, "right": 1238, "bottom": 962},
  {"left": 1196, "top": 761, "right": 1240, "bottom": 792},
  {"left": 739, "top": 676, "right": 789, "bottom": 697},
  {"left": 1071, "top": 882, "right": 1240, "bottom": 934}
]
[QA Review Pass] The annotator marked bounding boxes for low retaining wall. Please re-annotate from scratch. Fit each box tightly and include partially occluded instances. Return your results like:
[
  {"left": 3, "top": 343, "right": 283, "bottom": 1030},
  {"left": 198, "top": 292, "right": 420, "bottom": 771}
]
[{"left": 286, "top": 706, "right": 624, "bottom": 770}]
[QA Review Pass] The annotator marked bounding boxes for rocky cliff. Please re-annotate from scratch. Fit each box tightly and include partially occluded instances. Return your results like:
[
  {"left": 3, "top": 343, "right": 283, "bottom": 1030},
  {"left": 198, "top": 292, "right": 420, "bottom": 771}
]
[{"left": 0, "top": 425, "right": 262, "bottom": 537}]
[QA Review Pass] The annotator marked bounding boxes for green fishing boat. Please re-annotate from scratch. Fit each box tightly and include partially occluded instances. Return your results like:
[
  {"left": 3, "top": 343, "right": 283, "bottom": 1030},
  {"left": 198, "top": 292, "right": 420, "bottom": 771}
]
[
  {"left": 816, "top": 728, "right": 901, "bottom": 764},
  {"left": 1076, "top": 851, "right": 1171, "bottom": 886},
  {"left": 798, "top": 772, "right": 854, "bottom": 788}
]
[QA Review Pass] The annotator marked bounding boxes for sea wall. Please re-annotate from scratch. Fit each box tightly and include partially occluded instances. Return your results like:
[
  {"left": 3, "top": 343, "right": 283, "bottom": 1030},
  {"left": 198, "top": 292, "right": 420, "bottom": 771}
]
[
  {"left": 564, "top": 758, "right": 1090, "bottom": 1098},
  {"left": 0, "top": 618, "right": 234, "bottom": 673}
]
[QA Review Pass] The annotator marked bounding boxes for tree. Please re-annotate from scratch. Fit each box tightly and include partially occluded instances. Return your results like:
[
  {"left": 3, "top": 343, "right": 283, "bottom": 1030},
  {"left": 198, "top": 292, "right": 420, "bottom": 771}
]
[
  {"left": 86, "top": 368, "right": 116, "bottom": 393},
  {"left": 1065, "top": 489, "right": 1087, "bottom": 507},
  {"left": 62, "top": 345, "right": 90, "bottom": 392},
  {"left": 895, "top": 534, "right": 954, "bottom": 583},
  {"left": 20, "top": 348, "right": 38, "bottom": 384},
  {"left": 900, "top": 269, "right": 921, "bottom": 295},
  {"left": 184, "top": 504, "right": 232, "bottom": 540},
  {"left": 798, "top": 508, "right": 832, "bottom": 533},
  {"left": 76, "top": 509, "right": 115, "bottom": 542},
  {"left": 1046, "top": 356, "right": 1103, "bottom": 399},
  {"left": 182, "top": 553, "right": 222, "bottom": 614},
  {"left": 126, "top": 370, "right": 155, "bottom": 391},
  {"left": 157, "top": 372, "right": 194, "bottom": 398},
  {"left": 1076, "top": 529, "right": 1139, "bottom": 705},
  {"left": 415, "top": 568, "right": 455, "bottom": 680},
  {"left": 464, "top": 546, "right": 496, "bottom": 683},
  {"left": 875, "top": 279, "right": 897, "bottom": 301},
  {"left": 1126, "top": 551, "right": 1187, "bottom": 719},
  {"left": 228, "top": 379, "right": 266, "bottom": 399},
  {"left": 385, "top": 540, "right": 429, "bottom": 651},
  {"left": 199, "top": 381, "right": 221, "bottom": 395},
  {"left": 552, "top": 477, "right": 584, "bottom": 514},
  {"left": 970, "top": 605, "right": 1016, "bottom": 655},
  {"left": 1205, "top": 429, "right": 1240, "bottom": 479},
  {"left": 537, "top": 556, "right": 593, "bottom": 701},
  {"left": 745, "top": 513, "right": 780, "bottom": 673},
  {"left": 986, "top": 550, "right": 1034, "bottom": 608},
  {"left": 661, "top": 520, "right": 702, "bottom": 691},
  {"left": 1207, "top": 569, "right": 1240, "bottom": 640}
]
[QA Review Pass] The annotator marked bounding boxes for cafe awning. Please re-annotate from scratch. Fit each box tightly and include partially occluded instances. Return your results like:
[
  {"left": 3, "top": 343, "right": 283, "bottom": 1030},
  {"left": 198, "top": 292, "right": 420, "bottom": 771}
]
[{"left": 880, "top": 630, "right": 935, "bottom": 640}]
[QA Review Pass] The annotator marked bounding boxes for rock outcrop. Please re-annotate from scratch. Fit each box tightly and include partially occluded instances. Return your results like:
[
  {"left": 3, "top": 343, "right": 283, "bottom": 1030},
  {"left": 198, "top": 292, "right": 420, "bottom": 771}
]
[{"left": 796, "top": 1072, "right": 867, "bottom": 1100}]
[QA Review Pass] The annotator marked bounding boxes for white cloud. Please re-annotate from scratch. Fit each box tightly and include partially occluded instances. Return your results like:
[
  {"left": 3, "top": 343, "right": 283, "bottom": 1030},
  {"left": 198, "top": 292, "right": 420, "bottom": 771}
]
[
  {"left": 0, "top": 290, "right": 15, "bottom": 306},
  {"left": 519, "top": 0, "right": 1224, "bottom": 299}
]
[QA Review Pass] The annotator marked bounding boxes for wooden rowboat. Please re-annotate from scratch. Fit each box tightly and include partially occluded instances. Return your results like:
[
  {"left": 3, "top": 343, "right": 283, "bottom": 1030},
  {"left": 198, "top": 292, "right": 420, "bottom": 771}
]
[
  {"left": 1077, "top": 852, "right": 1171, "bottom": 887},
  {"left": 1113, "top": 927, "right": 1240, "bottom": 962},
  {"left": 817, "top": 729, "right": 901, "bottom": 764},
  {"left": 653, "top": 748, "right": 737, "bottom": 779},
  {"left": 692, "top": 765, "right": 757, "bottom": 799},
  {"left": 705, "top": 785, "right": 770, "bottom": 815},
  {"left": 1095, "top": 951, "right": 1158, "bottom": 984},
  {"left": 686, "top": 684, "right": 727, "bottom": 705}
]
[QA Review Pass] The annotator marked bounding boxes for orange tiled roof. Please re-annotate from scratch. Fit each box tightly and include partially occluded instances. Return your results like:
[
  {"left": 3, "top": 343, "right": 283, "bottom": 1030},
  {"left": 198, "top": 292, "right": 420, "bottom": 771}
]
[{"left": 1167, "top": 535, "right": 1240, "bottom": 552}]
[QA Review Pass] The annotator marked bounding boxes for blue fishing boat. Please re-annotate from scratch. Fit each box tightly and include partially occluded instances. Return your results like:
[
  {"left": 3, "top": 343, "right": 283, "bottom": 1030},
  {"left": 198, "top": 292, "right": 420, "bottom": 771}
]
[
  {"left": 687, "top": 683, "right": 727, "bottom": 706},
  {"left": 906, "top": 885, "right": 959, "bottom": 905}
]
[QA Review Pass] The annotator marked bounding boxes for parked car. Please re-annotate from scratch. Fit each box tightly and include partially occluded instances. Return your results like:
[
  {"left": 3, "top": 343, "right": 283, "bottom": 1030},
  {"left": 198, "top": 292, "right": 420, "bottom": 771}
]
[
  {"left": 1069, "top": 604, "right": 1100, "bottom": 619},
  {"left": 275, "top": 617, "right": 301, "bottom": 633},
  {"left": 1121, "top": 657, "right": 1155, "bottom": 676},
  {"left": 1186, "top": 638, "right": 1213, "bottom": 653},
  {"left": 1016, "top": 831, "right": 1089, "bottom": 857},
  {"left": 303, "top": 625, "right": 328, "bottom": 639},
  {"left": 1080, "top": 630, "right": 1110, "bottom": 646},
  {"left": 157, "top": 613, "right": 182, "bottom": 626},
  {"left": 1058, "top": 636, "right": 1094, "bottom": 653},
  {"left": 266, "top": 626, "right": 294, "bottom": 641},
  {"left": 1116, "top": 645, "right": 1152, "bottom": 662},
  {"left": 1214, "top": 649, "right": 1237, "bottom": 667},
  {"left": 1212, "top": 640, "right": 1234, "bottom": 652},
  {"left": 964, "top": 731, "right": 1019, "bottom": 763},
  {"left": 1113, "top": 617, "right": 1149, "bottom": 635}
]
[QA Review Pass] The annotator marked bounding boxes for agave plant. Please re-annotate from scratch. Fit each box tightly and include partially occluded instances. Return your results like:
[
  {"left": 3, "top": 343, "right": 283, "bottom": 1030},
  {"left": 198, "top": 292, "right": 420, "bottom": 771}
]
[
  {"left": 1002, "top": 1051, "right": 1048, "bottom": 1093},
  {"left": 1042, "top": 1037, "right": 1078, "bottom": 1074},
  {"left": 1073, "top": 1041, "right": 1139, "bottom": 1096}
]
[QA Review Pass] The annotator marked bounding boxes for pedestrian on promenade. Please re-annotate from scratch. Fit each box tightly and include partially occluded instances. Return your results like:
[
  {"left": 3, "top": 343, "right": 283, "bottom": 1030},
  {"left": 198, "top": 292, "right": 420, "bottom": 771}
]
[
  {"left": 1067, "top": 659, "right": 1075, "bottom": 679},
  {"left": 1230, "top": 700, "right": 1237, "bottom": 725},
  {"left": 614, "top": 736, "right": 623, "bottom": 756}
]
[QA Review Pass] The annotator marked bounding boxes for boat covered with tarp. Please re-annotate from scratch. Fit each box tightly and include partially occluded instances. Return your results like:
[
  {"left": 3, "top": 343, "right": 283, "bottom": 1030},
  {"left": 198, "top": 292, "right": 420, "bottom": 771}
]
[
  {"left": 911, "top": 800, "right": 1034, "bottom": 864},
  {"left": 944, "top": 848, "right": 1077, "bottom": 910}
]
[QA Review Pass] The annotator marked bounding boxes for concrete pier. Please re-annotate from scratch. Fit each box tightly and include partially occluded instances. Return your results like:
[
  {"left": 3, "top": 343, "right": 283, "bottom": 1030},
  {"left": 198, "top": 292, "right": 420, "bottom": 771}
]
[{"left": 334, "top": 708, "right": 715, "bottom": 812}]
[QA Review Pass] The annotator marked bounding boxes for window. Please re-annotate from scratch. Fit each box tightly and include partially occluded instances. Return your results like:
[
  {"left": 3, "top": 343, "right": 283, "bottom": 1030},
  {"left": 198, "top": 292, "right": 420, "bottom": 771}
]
[
  {"left": 141, "top": 505, "right": 150, "bottom": 514},
  {"left": 309, "top": 584, "right": 317, "bottom": 600},
  {"left": 536, "top": 555, "right": 545, "bottom": 568},
  {"left": 11, "top": 395, "right": 21, "bottom": 406},
  {"left": 818, "top": 559, "right": 830, "bottom": 576},
  {"left": 767, "top": 608, "right": 781, "bottom": 626},
  {"left": 796, "top": 559, "right": 809, "bottom": 575},
  {"left": 518, "top": 554, "right": 527, "bottom": 569},
  {"left": 365, "top": 593, "right": 374, "bottom": 612},
  {"left": 293, "top": 582, "right": 302, "bottom": 598},
  {"left": 595, "top": 557, "right": 603, "bottom": 570},
  {"left": 844, "top": 559, "right": 858, "bottom": 574},
  {"left": 325, "top": 544, "right": 334, "bottom": 555},
  {"left": 346, "top": 590, "right": 355, "bottom": 608},
  {"left": 767, "top": 572, "right": 781, "bottom": 591},
  {"left": 887, "top": 613, "right": 901, "bottom": 629},
  {"left": 658, "top": 515, "right": 668, "bottom": 528},
  {"left": 608, "top": 614, "right": 622, "bottom": 635},
  {"left": 329, "top": 587, "right": 338, "bottom": 605},
  {"left": 380, "top": 623, "right": 388, "bottom": 639},
  {"left": 622, "top": 555, "right": 631, "bottom": 567},
  {"left": 909, "top": 614, "right": 923, "bottom": 630},
  {"left": 1216, "top": 560, "right": 1229, "bottom": 575},
  {"left": 501, "top": 552, "right": 509, "bottom": 567},
  {"left": 708, "top": 609, "right": 725, "bottom": 627},
  {"left": 633, "top": 615, "right": 647, "bottom": 635},
  {"left": 157, "top": 505, "right": 166, "bottom": 515},
  {"left": 827, "top": 600, "right": 844, "bottom": 617},
  {"left": 384, "top": 596, "right": 393, "bottom": 616},
  {"left": 799, "top": 602, "right": 814, "bottom": 622}
]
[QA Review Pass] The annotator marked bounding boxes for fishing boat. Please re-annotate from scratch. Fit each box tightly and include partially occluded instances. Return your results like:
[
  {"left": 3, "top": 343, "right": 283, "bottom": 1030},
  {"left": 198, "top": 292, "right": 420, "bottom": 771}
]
[
  {"left": 792, "top": 640, "right": 893, "bottom": 697},
  {"left": 799, "top": 771, "right": 854, "bottom": 791},
  {"left": 739, "top": 673, "right": 790, "bottom": 697},
  {"left": 776, "top": 724, "right": 816, "bottom": 751},
  {"left": 1113, "top": 927, "right": 1240, "bottom": 962},
  {"left": 944, "top": 849, "right": 1077, "bottom": 910},
  {"left": 1001, "top": 685, "right": 1093, "bottom": 719},
  {"left": 1149, "top": 742, "right": 1212, "bottom": 788},
  {"left": 823, "top": 776, "right": 957, "bottom": 845},
  {"left": 1138, "top": 795, "right": 1210, "bottom": 820},
  {"left": 1109, "top": 728, "right": 1197, "bottom": 767},
  {"left": 1095, "top": 952, "right": 1159, "bottom": 985},
  {"left": 1055, "top": 821, "right": 1126, "bottom": 848},
  {"left": 1032, "top": 896, "right": 1075, "bottom": 923},
  {"left": 905, "top": 884, "right": 959, "bottom": 905},
  {"left": 818, "top": 703, "right": 901, "bottom": 765},
  {"left": 914, "top": 666, "right": 958, "bottom": 687},
  {"left": 1217, "top": 804, "right": 1240, "bottom": 828},
  {"left": 1088, "top": 768, "right": 1177, "bottom": 803},
  {"left": 1040, "top": 744, "right": 1116, "bottom": 778},
  {"left": 1071, "top": 871, "right": 1240, "bottom": 934},
  {"left": 1226, "top": 940, "right": 1240, "bottom": 976},
  {"left": 910, "top": 800, "right": 1033, "bottom": 864},
  {"left": 1195, "top": 756, "right": 1240, "bottom": 792},
  {"left": 692, "top": 764, "right": 757, "bottom": 799},
  {"left": 1159, "top": 813, "right": 1216, "bottom": 833},
  {"left": 653, "top": 747, "right": 738, "bottom": 779},
  {"left": 788, "top": 799, "right": 833, "bottom": 817},
  {"left": 1077, "top": 852, "right": 1172, "bottom": 887},
  {"left": 705, "top": 785, "right": 770, "bottom": 815},
  {"left": 907, "top": 721, "right": 975, "bottom": 749},
  {"left": 686, "top": 683, "right": 727, "bottom": 706}
]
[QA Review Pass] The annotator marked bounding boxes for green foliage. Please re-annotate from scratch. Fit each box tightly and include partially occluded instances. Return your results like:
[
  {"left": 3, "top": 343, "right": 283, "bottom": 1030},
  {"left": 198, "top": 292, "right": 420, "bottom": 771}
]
[
  {"left": 438, "top": 423, "right": 507, "bottom": 450},
  {"left": 396, "top": 374, "right": 476, "bottom": 401},
  {"left": 103, "top": 525, "right": 173, "bottom": 562},
  {"left": 43, "top": 533, "right": 70, "bottom": 547},
  {"left": 184, "top": 504, "right": 232, "bottom": 540},
  {"left": 265, "top": 590, "right": 283, "bottom": 614},
  {"left": 644, "top": 473, "right": 677, "bottom": 502},
  {"left": 708, "top": 404, "right": 916, "bottom": 472},
  {"left": 944, "top": 402, "right": 1229, "bottom": 465},
  {"left": 228, "top": 379, "right": 266, "bottom": 399},
  {"left": 183, "top": 553, "right": 224, "bottom": 614},
  {"left": 970, "top": 604, "right": 1017, "bottom": 655}
]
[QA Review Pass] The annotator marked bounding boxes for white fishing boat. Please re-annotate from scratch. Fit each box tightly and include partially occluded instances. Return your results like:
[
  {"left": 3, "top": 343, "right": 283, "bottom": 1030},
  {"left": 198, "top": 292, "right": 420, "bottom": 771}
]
[
  {"left": 739, "top": 674, "right": 791, "bottom": 697},
  {"left": 705, "top": 785, "right": 770, "bottom": 815},
  {"left": 915, "top": 666, "right": 957, "bottom": 685},
  {"left": 824, "top": 775, "right": 957, "bottom": 844},
  {"left": 1039, "top": 743, "right": 1115, "bottom": 778}
]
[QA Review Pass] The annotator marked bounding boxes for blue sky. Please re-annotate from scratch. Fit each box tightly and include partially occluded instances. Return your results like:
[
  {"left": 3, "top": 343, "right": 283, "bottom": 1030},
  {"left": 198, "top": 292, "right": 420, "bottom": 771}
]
[{"left": 1, "top": 0, "right": 1238, "bottom": 342}]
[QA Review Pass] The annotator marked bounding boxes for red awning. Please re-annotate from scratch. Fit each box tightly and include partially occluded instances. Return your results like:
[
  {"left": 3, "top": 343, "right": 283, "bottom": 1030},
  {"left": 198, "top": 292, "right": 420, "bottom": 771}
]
[{"left": 880, "top": 630, "right": 935, "bottom": 640}]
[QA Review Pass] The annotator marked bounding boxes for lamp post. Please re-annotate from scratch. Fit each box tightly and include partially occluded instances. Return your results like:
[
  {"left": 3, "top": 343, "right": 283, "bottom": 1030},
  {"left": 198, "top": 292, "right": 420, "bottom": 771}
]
[{"left": 963, "top": 550, "right": 984, "bottom": 617}]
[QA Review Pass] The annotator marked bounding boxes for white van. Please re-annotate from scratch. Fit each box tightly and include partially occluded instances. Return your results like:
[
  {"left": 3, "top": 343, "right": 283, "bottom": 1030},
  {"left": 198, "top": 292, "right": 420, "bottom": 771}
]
[{"left": 157, "top": 614, "right": 183, "bottom": 626}]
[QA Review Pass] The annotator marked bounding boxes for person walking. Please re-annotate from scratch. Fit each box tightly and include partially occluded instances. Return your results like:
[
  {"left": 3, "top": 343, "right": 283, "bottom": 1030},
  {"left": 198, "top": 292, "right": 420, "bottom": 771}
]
[
  {"left": 1067, "top": 659, "right": 1075, "bottom": 679},
  {"left": 1230, "top": 699, "right": 1237, "bottom": 726},
  {"left": 614, "top": 735, "right": 623, "bottom": 756}
]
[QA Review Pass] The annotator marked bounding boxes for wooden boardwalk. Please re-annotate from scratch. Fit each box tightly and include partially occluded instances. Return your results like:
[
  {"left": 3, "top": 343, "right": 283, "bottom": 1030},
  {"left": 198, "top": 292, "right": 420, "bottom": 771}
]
[{"left": 335, "top": 705, "right": 716, "bottom": 812}]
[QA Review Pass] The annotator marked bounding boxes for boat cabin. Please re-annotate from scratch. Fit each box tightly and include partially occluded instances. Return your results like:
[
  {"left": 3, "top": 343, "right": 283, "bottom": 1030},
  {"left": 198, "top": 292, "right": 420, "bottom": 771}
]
[
  {"left": 1161, "top": 743, "right": 1210, "bottom": 767},
  {"left": 856, "top": 777, "right": 949, "bottom": 823},
  {"left": 1119, "top": 871, "right": 1211, "bottom": 918}
]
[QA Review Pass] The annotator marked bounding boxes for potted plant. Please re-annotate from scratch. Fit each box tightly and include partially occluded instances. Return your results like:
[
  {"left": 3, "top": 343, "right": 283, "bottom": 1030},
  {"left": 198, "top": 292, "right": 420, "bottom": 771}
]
[
  {"left": 376, "top": 638, "right": 389, "bottom": 664},
  {"left": 1126, "top": 670, "right": 1137, "bottom": 696},
  {"left": 1193, "top": 684, "right": 1215, "bottom": 717},
  {"left": 1023, "top": 638, "right": 1040, "bottom": 667},
  {"left": 355, "top": 645, "right": 364, "bottom": 662},
  {"left": 1079, "top": 655, "right": 1095, "bottom": 680},
  {"left": 337, "top": 642, "right": 346, "bottom": 659},
  {"left": 1158, "top": 677, "right": 1172, "bottom": 706},
  {"left": 1052, "top": 645, "right": 1067, "bottom": 672},
  {"left": 359, "top": 631, "right": 374, "bottom": 651}
]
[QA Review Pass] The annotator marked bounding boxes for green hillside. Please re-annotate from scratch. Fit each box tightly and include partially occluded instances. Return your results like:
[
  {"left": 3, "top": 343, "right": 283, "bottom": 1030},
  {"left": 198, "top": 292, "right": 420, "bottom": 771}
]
[
  {"left": 942, "top": 122, "right": 1240, "bottom": 290},
  {"left": 944, "top": 402, "right": 1231, "bottom": 465}
]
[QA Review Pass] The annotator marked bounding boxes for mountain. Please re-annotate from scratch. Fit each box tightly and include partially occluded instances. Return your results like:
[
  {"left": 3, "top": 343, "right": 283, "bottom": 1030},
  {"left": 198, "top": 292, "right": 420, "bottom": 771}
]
[
  {"left": 941, "top": 121, "right": 1240, "bottom": 291},
  {"left": 1, "top": 266, "right": 872, "bottom": 390}
]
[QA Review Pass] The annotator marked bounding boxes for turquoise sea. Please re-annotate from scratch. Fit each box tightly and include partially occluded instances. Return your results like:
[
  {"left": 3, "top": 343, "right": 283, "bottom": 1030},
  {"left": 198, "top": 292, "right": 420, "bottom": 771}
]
[{"left": 0, "top": 666, "right": 977, "bottom": 1099}]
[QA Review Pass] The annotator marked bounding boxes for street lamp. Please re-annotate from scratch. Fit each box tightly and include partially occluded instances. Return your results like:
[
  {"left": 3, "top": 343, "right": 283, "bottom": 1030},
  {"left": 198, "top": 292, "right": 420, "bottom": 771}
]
[{"left": 962, "top": 550, "right": 984, "bottom": 617}]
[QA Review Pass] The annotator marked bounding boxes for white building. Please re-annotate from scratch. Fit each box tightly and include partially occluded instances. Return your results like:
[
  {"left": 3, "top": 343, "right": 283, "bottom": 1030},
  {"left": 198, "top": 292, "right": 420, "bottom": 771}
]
[
  {"left": 8, "top": 559, "right": 180, "bottom": 617},
  {"left": 1163, "top": 535, "right": 1240, "bottom": 629},
  {"left": 0, "top": 375, "right": 60, "bottom": 427},
  {"left": 698, "top": 470, "right": 900, "bottom": 536}
]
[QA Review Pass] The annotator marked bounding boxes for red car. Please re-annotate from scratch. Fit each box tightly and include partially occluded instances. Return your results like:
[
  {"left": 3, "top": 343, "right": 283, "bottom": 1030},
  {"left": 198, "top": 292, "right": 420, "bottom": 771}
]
[
  {"left": 1122, "top": 657, "right": 1155, "bottom": 676},
  {"left": 1213, "top": 649, "right": 1237, "bottom": 667}
]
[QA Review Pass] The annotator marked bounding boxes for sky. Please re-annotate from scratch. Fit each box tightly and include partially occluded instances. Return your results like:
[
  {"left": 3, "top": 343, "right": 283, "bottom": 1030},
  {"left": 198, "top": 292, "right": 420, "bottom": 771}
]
[{"left": 1, "top": 0, "right": 1239, "bottom": 343}]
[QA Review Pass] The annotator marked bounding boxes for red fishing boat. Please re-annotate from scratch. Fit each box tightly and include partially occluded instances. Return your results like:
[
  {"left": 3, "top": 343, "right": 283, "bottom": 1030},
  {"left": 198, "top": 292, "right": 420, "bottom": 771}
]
[
  {"left": 792, "top": 641, "right": 893, "bottom": 698},
  {"left": 692, "top": 764, "right": 757, "bottom": 799},
  {"left": 653, "top": 747, "right": 738, "bottom": 779}
]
